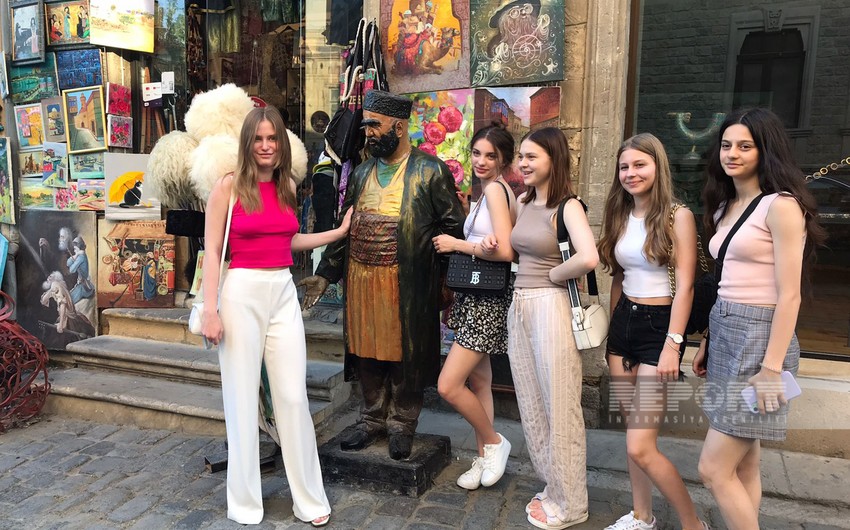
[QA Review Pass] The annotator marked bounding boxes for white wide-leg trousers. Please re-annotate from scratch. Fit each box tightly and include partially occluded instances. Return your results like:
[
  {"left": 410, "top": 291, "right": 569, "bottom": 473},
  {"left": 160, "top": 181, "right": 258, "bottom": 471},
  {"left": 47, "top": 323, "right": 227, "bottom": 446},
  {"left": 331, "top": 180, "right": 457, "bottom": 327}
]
[{"left": 218, "top": 268, "right": 330, "bottom": 524}]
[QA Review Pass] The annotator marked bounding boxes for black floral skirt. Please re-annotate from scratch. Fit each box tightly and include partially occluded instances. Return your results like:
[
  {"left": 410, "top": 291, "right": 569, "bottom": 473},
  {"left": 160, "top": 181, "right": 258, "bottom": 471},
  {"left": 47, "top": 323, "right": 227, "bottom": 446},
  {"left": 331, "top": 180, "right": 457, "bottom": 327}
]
[{"left": 447, "top": 275, "right": 514, "bottom": 355}]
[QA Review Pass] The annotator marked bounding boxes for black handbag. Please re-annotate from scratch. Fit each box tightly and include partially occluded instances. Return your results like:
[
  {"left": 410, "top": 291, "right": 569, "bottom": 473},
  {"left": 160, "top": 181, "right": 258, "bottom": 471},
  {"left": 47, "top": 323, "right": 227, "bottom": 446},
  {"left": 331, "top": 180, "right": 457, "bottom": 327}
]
[{"left": 445, "top": 182, "right": 511, "bottom": 294}]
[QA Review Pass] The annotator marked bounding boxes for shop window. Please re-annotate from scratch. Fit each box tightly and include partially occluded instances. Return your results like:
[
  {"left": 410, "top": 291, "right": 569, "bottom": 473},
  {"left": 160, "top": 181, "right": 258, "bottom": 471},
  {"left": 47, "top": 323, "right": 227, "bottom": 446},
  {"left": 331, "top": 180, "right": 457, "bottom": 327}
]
[{"left": 733, "top": 29, "right": 804, "bottom": 128}]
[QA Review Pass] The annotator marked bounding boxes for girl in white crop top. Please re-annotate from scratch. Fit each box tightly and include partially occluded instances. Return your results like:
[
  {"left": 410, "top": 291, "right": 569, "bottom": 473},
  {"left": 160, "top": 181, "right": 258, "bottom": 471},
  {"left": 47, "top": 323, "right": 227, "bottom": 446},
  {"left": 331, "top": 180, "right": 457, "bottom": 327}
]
[
  {"left": 432, "top": 126, "right": 517, "bottom": 491},
  {"left": 694, "top": 108, "right": 824, "bottom": 530},
  {"left": 598, "top": 133, "right": 707, "bottom": 530}
]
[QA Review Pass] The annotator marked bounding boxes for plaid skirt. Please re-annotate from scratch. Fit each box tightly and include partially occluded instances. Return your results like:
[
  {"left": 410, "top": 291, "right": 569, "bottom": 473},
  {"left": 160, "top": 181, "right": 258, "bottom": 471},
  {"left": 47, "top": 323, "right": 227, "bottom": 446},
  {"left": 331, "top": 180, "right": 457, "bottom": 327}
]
[
  {"left": 703, "top": 299, "right": 800, "bottom": 441},
  {"left": 448, "top": 275, "right": 514, "bottom": 356}
]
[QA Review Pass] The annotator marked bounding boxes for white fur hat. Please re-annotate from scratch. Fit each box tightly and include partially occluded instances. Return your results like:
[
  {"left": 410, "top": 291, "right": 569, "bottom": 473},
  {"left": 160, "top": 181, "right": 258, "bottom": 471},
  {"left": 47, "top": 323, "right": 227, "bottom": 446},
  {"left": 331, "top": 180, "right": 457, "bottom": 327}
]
[
  {"left": 146, "top": 131, "right": 201, "bottom": 208},
  {"left": 189, "top": 134, "right": 240, "bottom": 202},
  {"left": 184, "top": 83, "right": 254, "bottom": 141}
]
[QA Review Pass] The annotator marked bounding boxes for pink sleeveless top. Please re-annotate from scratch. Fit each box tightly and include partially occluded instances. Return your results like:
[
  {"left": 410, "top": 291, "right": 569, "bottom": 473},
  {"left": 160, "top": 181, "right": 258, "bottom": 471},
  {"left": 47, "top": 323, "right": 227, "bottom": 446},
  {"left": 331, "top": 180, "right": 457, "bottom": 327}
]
[
  {"left": 709, "top": 193, "right": 804, "bottom": 305},
  {"left": 228, "top": 181, "right": 299, "bottom": 269}
]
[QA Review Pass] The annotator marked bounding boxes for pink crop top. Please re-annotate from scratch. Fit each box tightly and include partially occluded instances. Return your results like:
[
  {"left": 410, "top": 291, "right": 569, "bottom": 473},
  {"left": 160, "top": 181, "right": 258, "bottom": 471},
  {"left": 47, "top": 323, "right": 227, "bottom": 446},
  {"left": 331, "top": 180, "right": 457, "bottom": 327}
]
[
  {"left": 709, "top": 193, "right": 804, "bottom": 305},
  {"left": 228, "top": 181, "right": 299, "bottom": 269}
]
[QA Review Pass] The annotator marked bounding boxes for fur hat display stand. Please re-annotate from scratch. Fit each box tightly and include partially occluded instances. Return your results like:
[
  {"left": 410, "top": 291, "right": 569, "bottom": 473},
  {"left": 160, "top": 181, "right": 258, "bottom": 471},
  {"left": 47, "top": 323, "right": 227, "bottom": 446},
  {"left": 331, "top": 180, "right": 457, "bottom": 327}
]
[{"left": 145, "top": 84, "right": 309, "bottom": 305}]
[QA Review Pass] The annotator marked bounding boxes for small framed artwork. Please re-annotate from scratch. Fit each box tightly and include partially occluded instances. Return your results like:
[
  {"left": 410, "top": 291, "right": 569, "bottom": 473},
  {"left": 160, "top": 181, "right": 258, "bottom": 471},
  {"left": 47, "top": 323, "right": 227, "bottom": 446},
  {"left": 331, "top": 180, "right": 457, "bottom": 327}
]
[
  {"left": 0, "top": 139, "right": 15, "bottom": 225},
  {"left": 107, "top": 115, "right": 132, "bottom": 148},
  {"left": 54, "top": 182, "right": 78, "bottom": 210},
  {"left": 55, "top": 47, "right": 101, "bottom": 90},
  {"left": 69, "top": 151, "right": 104, "bottom": 179},
  {"left": 0, "top": 55, "right": 9, "bottom": 99},
  {"left": 76, "top": 178, "right": 104, "bottom": 210},
  {"left": 8, "top": 52, "right": 59, "bottom": 104},
  {"left": 18, "top": 149, "right": 44, "bottom": 178},
  {"left": 42, "top": 141, "right": 69, "bottom": 187},
  {"left": 10, "top": 1, "right": 47, "bottom": 65},
  {"left": 63, "top": 85, "right": 106, "bottom": 154},
  {"left": 41, "top": 96, "right": 66, "bottom": 142},
  {"left": 106, "top": 82, "right": 131, "bottom": 116},
  {"left": 45, "top": 0, "right": 90, "bottom": 48},
  {"left": 14, "top": 102, "right": 46, "bottom": 151}
]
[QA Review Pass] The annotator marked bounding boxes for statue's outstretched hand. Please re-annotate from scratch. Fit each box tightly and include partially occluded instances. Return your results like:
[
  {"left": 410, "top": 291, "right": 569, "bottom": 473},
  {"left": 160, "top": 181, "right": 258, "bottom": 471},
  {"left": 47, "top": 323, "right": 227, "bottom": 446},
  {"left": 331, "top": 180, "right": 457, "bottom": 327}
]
[{"left": 297, "top": 275, "right": 330, "bottom": 310}]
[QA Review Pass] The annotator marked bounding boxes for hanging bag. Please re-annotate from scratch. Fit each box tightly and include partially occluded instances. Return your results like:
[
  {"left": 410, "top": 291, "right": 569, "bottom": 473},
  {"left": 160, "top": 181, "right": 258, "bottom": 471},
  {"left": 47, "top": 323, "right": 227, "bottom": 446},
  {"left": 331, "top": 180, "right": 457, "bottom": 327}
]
[
  {"left": 446, "top": 182, "right": 512, "bottom": 294},
  {"left": 667, "top": 204, "right": 713, "bottom": 335},
  {"left": 324, "top": 19, "right": 367, "bottom": 165},
  {"left": 556, "top": 197, "right": 609, "bottom": 350},
  {"left": 188, "top": 191, "right": 235, "bottom": 336}
]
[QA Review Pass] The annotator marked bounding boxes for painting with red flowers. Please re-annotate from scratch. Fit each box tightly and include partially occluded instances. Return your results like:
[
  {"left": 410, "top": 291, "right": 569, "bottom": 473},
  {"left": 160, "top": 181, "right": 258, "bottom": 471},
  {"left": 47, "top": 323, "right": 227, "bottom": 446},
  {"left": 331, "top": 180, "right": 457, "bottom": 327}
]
[
  {"left": 406, "top": 89, "right": 474, "bottom": 193},
  {"left": 383, "top": 0, "right": 469, "bottom": 94},
  {"left": 106, "top": 82, "right": 131, "bottom": 116},
  {"left": 107, "top": 115, "right": 132, "bottom": 148}
]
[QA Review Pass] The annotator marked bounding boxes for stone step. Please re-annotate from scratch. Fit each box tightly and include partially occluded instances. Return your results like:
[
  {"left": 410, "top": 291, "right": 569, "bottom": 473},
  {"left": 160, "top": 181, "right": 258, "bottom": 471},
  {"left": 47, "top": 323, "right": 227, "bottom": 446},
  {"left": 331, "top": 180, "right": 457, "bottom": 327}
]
[
  {"left": 102, "top": 307, "right": 345, "bottom": 362},
  {"left": 44, "top": 367, "right": 335, "bottom": 437},
  {"left": 64, "top": 335, "right": 350, "bottom": 406}
]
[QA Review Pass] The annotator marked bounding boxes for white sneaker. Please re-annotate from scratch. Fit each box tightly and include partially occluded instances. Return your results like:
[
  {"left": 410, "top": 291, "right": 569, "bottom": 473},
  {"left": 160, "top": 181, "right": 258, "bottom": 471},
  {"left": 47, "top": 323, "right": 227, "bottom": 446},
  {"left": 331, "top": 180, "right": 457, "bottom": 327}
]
[
  {"left": 604, "top": 511, "right": 657, "bottom": 530},
  {"left": 480, "top": 433, "right": 511, "bottom": 487},
  {"left": 456, "top": 457, "right": 484, "bottom": 490}
]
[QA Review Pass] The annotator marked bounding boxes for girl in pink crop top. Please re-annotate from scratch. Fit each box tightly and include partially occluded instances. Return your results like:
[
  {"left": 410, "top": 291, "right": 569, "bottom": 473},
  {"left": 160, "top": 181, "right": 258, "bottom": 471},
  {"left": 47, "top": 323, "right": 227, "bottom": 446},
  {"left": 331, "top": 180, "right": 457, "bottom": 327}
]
[
  {"left": 199, "top": 107, "right": 351, "bottom": 527},
  {"left": 694, "top": 108, "right": 824, "bottom": 530}
]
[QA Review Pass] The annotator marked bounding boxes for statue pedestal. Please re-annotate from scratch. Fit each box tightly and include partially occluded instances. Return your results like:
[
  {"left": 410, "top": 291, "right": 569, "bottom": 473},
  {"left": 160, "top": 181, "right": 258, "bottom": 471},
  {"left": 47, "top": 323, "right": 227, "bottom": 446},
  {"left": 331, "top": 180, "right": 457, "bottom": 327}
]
[{"left": 318, "top": 433, "right": 451, "bottom": 497}]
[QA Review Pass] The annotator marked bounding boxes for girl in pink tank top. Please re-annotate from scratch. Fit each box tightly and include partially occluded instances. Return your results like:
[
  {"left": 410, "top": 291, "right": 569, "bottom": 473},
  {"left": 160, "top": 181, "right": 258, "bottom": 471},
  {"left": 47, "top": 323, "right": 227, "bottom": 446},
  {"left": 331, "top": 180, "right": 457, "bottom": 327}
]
[{"left": 694, "top": 108, "right": 824, "bottom": 530}]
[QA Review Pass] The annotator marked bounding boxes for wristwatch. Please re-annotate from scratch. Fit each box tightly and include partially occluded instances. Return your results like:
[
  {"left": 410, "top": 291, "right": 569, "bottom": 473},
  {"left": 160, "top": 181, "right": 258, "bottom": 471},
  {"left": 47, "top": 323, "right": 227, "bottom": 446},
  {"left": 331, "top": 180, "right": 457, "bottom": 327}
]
[{"left": 666, "top": 332, "right": 684, "bottom": 344}]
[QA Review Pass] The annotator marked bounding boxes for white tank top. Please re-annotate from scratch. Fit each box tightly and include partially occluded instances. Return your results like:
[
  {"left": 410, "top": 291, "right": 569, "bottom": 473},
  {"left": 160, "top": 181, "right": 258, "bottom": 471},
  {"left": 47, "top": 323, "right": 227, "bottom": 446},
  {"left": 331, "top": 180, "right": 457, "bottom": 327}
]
[{"left": 614, "top": 213, "right": 671, "bottom": 298}]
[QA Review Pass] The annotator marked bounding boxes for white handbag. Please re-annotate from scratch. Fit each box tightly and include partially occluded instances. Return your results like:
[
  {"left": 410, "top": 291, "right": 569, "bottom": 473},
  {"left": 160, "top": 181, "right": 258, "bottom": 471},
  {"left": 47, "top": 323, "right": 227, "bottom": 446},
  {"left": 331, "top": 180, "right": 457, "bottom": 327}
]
[
  {"left": 189, "top": 193, "right": 235, "bottom": 335},
  {"left": 557, "top": 197, "right": 609, "bottom": 350}
]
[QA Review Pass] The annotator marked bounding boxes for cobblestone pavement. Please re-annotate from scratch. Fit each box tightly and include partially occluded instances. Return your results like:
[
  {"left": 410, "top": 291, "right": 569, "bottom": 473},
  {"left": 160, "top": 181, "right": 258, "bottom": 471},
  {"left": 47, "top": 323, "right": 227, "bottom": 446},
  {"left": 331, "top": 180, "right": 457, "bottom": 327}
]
[{"left": 0, "top": 416, "right": 847, "bottom": 530}]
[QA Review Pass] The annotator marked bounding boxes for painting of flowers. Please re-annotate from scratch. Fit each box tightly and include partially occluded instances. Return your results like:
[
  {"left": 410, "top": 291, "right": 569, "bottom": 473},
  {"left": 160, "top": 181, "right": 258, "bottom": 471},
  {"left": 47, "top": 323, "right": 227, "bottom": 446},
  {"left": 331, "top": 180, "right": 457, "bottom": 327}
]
[
  {"left": 406, "top": 89, "right": 474, "bottom": 192},
  {"left": 54, "top": 182, "right": 78, "bottom": 210},
  {"left": 0, "top": 139, "right": 15, "bottom": 224},
  {"left": 107, "top": 115, "right": 132, "bottom": 148},
  {"left": 106, "top": 82, "right": 131, "bottom": 116}
]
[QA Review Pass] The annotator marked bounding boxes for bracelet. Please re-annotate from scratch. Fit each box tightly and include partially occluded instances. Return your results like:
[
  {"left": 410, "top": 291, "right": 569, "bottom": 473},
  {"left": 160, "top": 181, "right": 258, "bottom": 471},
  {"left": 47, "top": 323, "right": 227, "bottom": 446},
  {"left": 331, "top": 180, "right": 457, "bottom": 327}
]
[
  {"left": 472, "top": 243, "right": 477, "bottom": 260},
  {"left": 759, "top": 361, "right": 782, "bottom": 373}
]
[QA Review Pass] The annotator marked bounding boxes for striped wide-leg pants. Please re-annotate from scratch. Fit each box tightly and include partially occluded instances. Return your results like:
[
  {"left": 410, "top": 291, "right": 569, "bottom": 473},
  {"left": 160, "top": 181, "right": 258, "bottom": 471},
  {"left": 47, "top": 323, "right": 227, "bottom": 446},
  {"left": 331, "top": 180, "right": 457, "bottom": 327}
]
[
  {"left": 508, "top": 287, "right": 588, "bottom": 522},
  {"left": 218, "top": 268, "right": 331, "bottom": 524}
]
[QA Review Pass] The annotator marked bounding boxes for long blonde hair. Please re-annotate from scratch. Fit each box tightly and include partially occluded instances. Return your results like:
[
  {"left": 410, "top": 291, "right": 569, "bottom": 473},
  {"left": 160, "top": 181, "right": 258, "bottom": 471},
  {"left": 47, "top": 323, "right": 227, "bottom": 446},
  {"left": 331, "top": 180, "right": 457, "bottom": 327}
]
[
  {"left": 232, "top": 106, "right": 295, "bottom": 213},
  {"left": 598, "top": 133, "right": 678, "bottom": 274}
]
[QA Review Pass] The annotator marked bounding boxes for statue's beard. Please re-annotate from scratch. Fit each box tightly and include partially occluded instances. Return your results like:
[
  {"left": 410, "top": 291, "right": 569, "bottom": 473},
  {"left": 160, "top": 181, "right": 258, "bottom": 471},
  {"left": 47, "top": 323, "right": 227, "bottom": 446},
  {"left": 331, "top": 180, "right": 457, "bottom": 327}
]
[{"left": 367, "top": 129, "right": 400, "bottom": 159}]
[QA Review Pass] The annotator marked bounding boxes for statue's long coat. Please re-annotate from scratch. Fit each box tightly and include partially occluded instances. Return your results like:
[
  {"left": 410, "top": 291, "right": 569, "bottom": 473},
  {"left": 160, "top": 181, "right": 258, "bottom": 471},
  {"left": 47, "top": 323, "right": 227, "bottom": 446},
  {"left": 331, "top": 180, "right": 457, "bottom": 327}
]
[{"left": 316, "top": 148, "right": 465, "bottom": 391}]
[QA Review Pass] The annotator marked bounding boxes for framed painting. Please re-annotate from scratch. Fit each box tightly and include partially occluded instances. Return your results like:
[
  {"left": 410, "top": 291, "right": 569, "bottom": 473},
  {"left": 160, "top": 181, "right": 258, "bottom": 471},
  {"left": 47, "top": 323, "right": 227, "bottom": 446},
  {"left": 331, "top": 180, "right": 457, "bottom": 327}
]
[
  {"left": 40, "top": 95, "right": 66, "bottom": 142},
  {"left": 8, "top": 52, "right": 59, "bottom": 104},
  {"left": 54, "top": 183, "right": 78, "bottom": 210},
  {"left": 90, "top": 0, "right": 154, "bottom": 53},
  {"left": 20, "top": 178, "right": 55, "bottom": 209},
  {"left": 470, "top": 0, "right": 565, "bottom": 87},
  {"left": 0, "top": 139, "right": 16, "bottom": 225},
  {"left": 69, "top": 151, "right": 104, "bottom": 179},
  {"left": 406, "top": 89, "right": 475, "bottom": 192},
  {"left": 0, "top": 55, "right": 8, "bottom": 99},
  {"left": 42, "top": 141, "right": 69, "bottom": 187},
  {"left": 383, "top": 0, "right": 469, "bottom": 94},
  {"left": 17, "top": 209, "right": 98, "bottom": 348},
  {"left": 104, "top": 153, "right": 161, "bottom": 220},
  {"left": 18, "top": 149, "right": 44, "bottom": 178},
  {"left": 14, "top": 102, "right": 45, "bottom": 151},
  {"left": 97, "top": 219, "right": 176, "bottom": 308},
  {"left": 107, "top": 115, "right": 132, "bottom": 148},
  {"left": 10, "top": 1, "right": 47, "bottom": 65},
  {"left": 106, "top": 82, "right": 131, "bottom": 116},
  {"left": 45, "top": 0, "right": 90, "bottom": 48},
  {"left": 55, "top": 47, "right": 101, "bottom": 90},
  {"left": 76, "top": 178, "right": 104, "bottom": 210},
  {"left": 63, "top": 85, "right": 106, "bottom": 154}
]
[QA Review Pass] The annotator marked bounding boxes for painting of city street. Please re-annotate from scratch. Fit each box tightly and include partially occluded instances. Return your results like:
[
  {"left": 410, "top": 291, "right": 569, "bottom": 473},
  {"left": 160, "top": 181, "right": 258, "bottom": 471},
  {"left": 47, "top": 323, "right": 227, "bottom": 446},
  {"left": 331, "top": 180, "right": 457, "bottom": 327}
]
[
  {"left": 42, "top": 141, "right": 69, "bottom": 188},
  {"left": 470, "top": 0, "right": 564, "bottom": 87},
  {"left": 406, "top": 89, "right": 474, "bottom": 193},
  {"left": 90, "top": 0, "right": 155, "bottom": 53},
  {"left": 69, "top": 152, "right": 104, "bottom": 179},
  {"left": 7, "top": 53, "right": 59, "bottom": 104},
  {"left": 56, "top": 47, "right": 102, "bottom": 90},
  {"left": 63, "top": 85, "right": 106, "bottom": 154},
  {"left": 471, "top": 87, "right": 560, "bottom": 197},
  {"left": 383, "top": 0, "right": 469, "bottom": 94}
]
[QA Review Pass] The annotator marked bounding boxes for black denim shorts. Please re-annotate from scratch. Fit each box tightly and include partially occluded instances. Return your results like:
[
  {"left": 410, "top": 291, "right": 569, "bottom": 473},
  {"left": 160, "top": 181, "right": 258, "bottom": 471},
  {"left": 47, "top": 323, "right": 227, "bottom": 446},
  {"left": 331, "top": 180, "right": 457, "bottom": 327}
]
[{"left": 606, "top": 295, "right": 684, "bottom": 371}]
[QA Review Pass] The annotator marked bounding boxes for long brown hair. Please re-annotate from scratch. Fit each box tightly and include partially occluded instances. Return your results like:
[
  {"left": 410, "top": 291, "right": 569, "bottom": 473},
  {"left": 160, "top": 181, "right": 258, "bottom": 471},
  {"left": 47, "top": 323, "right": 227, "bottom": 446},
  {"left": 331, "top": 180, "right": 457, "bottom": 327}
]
[
  {"left": 233, "top": 106, "right": 296, "bottom": 213},
  {"left": 520, "top": 127, "right": 573, "bottom": 208},
  {"left": 598, "top": 133, "right": 678, "bottom": 274}
]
